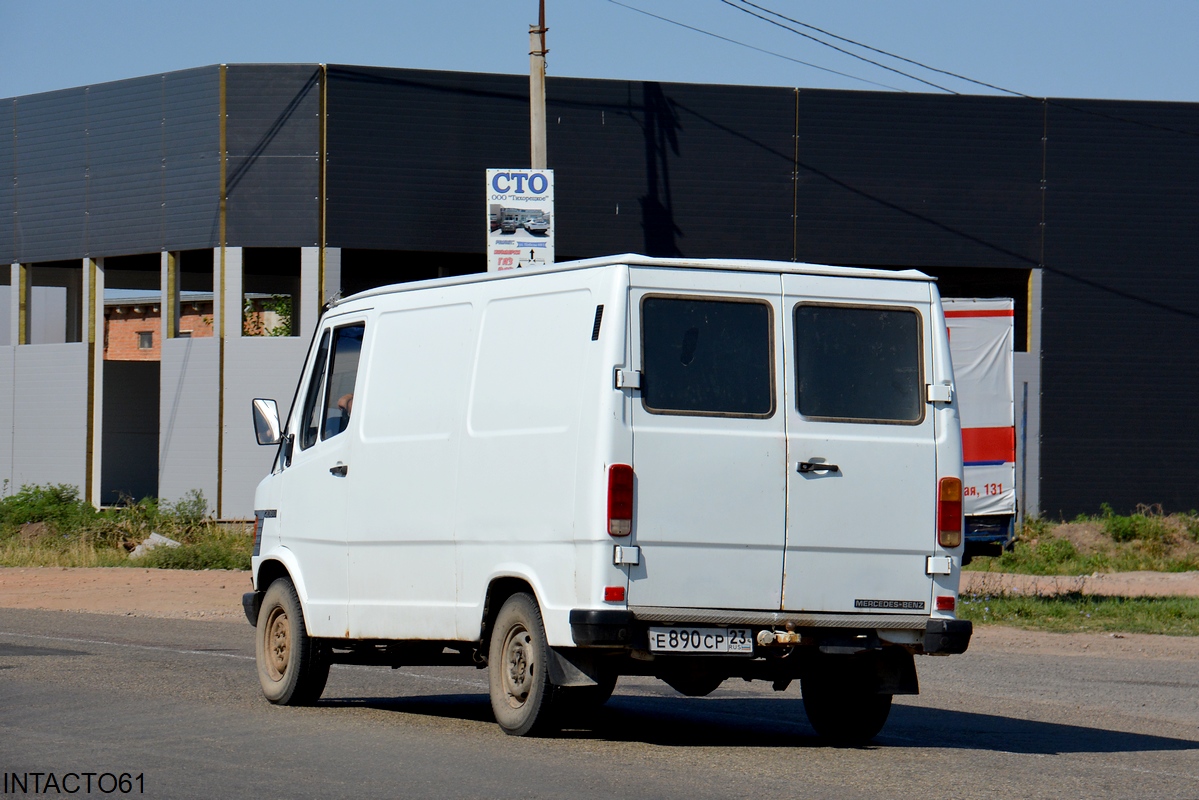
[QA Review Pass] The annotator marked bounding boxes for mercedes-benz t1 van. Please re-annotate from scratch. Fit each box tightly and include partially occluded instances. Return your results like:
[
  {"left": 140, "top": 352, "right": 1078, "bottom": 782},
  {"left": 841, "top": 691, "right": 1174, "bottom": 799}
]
[{"left": 245, "top": 254, "right": 971, "bottom": 744}]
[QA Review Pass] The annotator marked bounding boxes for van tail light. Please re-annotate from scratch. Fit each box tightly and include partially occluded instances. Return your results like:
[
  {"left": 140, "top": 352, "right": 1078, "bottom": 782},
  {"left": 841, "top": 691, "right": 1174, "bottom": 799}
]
[
  {"left": 938, "top": 477, "right": 963, "bottom": 548},
  {"left": 935, "top": 595, "right": 956, "bottom": 612},
  {"left": 607, "top": 464, "right": 634, "bottom": 536}
]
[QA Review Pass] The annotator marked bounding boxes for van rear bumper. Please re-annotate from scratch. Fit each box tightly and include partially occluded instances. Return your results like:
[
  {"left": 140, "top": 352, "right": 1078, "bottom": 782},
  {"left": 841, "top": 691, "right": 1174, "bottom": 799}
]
[
  {"left": 569, "top": 609, "right": 634, "bottom": 646},
  {"left": 570, "top": 607, "right": 972, "bottom": 654},
  {"left": 922, "top": 618, "right": 973, "bottom": 654}
]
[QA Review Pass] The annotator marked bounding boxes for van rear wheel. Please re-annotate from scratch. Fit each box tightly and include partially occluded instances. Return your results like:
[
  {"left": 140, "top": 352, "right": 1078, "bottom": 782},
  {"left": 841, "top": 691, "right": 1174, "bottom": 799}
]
[
  {"left": 488, "top": 593, "right": 561, "bottom": 736},
  {"left": 801, "top": 674, "right": 892, "bottom": 746},
  {"left": 662, "top": 668, "right": 725, "bottom": 697},
  {"left": 255, "top": 577, "right": 329, "bottom": 706},
  {"left": 558, "top": 672, "right": 618, "bottom": 713}
]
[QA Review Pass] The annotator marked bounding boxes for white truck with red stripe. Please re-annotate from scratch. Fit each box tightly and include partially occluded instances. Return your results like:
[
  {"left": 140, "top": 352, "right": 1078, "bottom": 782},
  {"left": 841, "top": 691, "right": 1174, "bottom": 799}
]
[
  {"left": 943, "top": 298, "right": 1017, "bottom": 548},
  {"left": 244, "top": 254, "right": 972, "bottom": 745}
]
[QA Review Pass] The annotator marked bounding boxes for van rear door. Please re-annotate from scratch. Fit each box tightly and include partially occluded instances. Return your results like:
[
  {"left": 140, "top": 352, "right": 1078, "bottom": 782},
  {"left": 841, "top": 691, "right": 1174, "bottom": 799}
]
[
  {"left": 781, "top": 276, "right": 937, "bottom": 614},
  {"left": 625, "top": 269, "right": 786, "bottom": 611}
]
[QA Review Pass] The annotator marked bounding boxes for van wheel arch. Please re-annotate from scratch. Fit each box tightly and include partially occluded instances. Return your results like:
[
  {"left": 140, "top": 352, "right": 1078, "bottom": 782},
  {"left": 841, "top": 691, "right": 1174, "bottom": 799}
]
[
  {"left": 480, "top": 577, "right": 539, "bottom": 654},
  {"left": 255, "top": 558, "right": 292, "bottom": 594}
]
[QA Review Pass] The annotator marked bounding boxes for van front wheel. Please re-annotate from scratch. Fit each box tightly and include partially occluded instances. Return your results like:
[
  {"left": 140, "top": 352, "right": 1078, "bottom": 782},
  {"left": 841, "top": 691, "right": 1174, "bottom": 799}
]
[
  {"left": 488, "top": 593, "right": 560, "bottom": 736},
  {"left": 255, "top": 577, "right": 329, "bottom": 706}
]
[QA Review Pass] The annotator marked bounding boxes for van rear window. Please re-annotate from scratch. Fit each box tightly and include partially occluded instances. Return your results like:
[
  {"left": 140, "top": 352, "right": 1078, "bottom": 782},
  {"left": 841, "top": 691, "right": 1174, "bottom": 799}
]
[
  {"left": 641, "top": 296, "right": 774, "bottom": 417},
  {"left": 794, "top": 304, "right": 923, "bottom": 423}
]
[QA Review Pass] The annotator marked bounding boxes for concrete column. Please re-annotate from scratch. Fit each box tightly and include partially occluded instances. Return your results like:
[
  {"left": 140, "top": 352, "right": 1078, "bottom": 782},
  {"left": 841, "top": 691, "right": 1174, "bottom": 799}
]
[
  {"left": 300, "top": 247, "right": 320, "bottom": 341},
  {"left": 223, "top": 247, "right": 242, "bottom": 341},
  {"left": 7, "top": 263, "right": 17, "bottom": 346},
  {"left": 1014, "top": 267, "right": 1043, "bottom": 519},
  {"left": 16, "top": 263, "right": 27, "bottom": 345},
  {"left": 162, "top": 251, "right": 179, "bottom": 341},
  {"left": 88, "top": 258, "right": 105, "bottom": 507},
  {"left": 323, "top": 247, "right": 342, "bottom": 308}
]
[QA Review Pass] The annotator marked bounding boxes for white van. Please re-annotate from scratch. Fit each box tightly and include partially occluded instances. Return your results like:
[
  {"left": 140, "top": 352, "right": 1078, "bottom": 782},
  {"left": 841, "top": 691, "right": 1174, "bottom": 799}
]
[{"left": 245, "top": 254, "right": 972, "bottom": 744}]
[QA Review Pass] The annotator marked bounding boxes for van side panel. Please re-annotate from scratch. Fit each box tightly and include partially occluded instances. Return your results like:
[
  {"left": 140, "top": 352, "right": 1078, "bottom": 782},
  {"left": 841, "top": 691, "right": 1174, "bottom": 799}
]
[
  {"left": 455, "top": 268, "right": 628, "bottom": 645},
  {"left": 346, "top": 297, "right": 475, "bottom": 639}
]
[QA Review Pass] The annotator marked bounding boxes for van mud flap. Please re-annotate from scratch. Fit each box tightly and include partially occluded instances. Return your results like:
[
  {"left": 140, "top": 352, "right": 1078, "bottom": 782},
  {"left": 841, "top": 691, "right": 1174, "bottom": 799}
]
[
  {"left": 546, "top": 647, "right": 609, "bottom": 688},
  {"left": 242, "top": 591, "right": 263, "bottom": 626}
]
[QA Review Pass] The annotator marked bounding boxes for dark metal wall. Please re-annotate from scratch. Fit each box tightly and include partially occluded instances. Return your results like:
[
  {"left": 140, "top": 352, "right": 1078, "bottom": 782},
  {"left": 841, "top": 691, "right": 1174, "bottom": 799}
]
[
  {"left": 325, "top": 67, "right": 530, "bottom": 254},
  {"left": 1039, "top": 100, "right": 1199, "bottom": 517},
  {"left": 547, "top": 77, "right": 795, "bottom": 260},
  {"left": 3, "top": 68, "right": 220, "bottom": 263},
  {"left": 1, "top": 64, "right": 321, "bottom": 263},
  {"left": 0, "top": 104, "right": 11, "bottom": 260},
  {"left": 324, "top": 67, "right": 795, "bottom": 261},
  {"left": 791, "top": 90, "right": 1044, "bottom": 270},
  {"left": 225, "top": 65, "right": 320, "bottom": 247}
]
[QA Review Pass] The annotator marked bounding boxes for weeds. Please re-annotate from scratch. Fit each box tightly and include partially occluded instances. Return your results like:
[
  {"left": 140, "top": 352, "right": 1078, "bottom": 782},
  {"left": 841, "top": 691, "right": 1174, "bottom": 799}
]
[
  {"left": 969, "top": 504, "right": 1199, "bottom": 576},
  {"left": 1099, "top": 502, "right": 1170, "bottom": 544},
  {"left": 959, "top": 591, "right": 1199, "bottom": 636},
  {"left": 0, "top": 484, "right": 251, "bottom": 569}
]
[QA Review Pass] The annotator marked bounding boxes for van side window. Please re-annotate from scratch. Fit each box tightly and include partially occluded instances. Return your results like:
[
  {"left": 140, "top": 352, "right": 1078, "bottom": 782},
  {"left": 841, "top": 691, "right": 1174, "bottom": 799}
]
[
  {"left": 794, "top": 304, "right": 923, "bottom": 423},
  {"left": 321, "top": 324, "right": 366, "bottom": 441},
  {"left": 298, "top": 331, "right": 331, "bottom": 450},
  {"left": 641, "top": 296, "right": 774, "bottom": 417}
]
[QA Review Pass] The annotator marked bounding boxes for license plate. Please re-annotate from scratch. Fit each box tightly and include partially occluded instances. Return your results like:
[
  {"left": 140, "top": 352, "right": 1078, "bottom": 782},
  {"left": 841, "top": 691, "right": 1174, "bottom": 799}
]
[{"left": 647, "top": 627, "right": 754, "bottom": 654}]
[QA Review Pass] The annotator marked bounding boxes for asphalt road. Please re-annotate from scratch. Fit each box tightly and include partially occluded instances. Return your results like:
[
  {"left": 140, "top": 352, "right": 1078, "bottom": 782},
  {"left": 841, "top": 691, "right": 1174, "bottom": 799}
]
[{"left": 2, "top": 609, "right": 1197, "bottom": 799}]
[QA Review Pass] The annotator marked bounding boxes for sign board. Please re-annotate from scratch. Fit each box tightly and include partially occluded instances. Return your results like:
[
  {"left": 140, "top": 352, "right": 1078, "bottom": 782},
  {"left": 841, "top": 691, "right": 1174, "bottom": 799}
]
[
  {"left": 944, "top": 298, "right": 1016, "bottom": 518},
  {"left": 486, "top": 169, "right": 554, "bottom": 272}
]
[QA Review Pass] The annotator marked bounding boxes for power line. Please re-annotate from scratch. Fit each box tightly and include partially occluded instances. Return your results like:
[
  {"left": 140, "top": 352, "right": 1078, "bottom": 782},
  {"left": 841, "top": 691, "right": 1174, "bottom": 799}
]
[
  {"left": 604, "top": 0, "right": 904, "bottom": 92},
  {"left": 728, "top": 0, "right": 1199, "bottom": 138},
  {"left": 717, "top": 0, "right": 959, "bottom": 94},
  {"left": 731, "top": 0, "right": 1017, "bottom": 97}
]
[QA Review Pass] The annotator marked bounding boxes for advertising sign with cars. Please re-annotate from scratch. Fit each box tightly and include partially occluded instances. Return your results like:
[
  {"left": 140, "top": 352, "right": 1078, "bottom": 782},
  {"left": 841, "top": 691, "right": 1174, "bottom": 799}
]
[{"left": 486, "top": 168, "right": 554, "bottom": 272}]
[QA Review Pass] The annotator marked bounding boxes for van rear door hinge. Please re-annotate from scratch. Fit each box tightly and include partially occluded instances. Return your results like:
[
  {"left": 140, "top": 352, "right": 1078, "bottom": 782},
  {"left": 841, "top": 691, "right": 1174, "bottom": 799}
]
[
  {"left": 615, "top": 368, "right": 641, "bottom": 390},
  {"left": 926, "top": 384, "right": 953, "bottom": 403},
  {"left": 926, "top": 556, "right": 953, "bottom": 575}
]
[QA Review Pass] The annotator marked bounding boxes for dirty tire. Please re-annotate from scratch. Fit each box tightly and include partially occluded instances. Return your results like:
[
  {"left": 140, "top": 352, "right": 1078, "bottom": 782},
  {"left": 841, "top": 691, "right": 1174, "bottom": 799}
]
[
  {"left": 801, "top": 675, "right": 892, "bottom": 746},
  {"left": 255, "top": 577, "right": 330, "bottom": 706},
  {"left": 488, "top": 593, "right": 560, "bottom": 736}
]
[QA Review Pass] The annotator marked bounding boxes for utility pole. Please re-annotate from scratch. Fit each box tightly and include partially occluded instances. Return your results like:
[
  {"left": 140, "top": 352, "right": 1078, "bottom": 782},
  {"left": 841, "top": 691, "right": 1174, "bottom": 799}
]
[{"left": 529, "top": 0, "right": 548, "bottom": 169}]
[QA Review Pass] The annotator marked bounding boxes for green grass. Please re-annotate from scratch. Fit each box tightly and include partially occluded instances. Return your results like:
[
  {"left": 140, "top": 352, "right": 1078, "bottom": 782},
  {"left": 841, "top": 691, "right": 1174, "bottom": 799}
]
[
  {"left": 0, "top": 483, "right": 251, "bottom": 570},
  {"left": 959, "top": 592, "right": 1199, "bottom": 636},
  {"left": 968, "top": 538, "right": 1199, "bottom": 576},
  {"left": 966, "top": 505, "right": 1199, "bottom": 576}
]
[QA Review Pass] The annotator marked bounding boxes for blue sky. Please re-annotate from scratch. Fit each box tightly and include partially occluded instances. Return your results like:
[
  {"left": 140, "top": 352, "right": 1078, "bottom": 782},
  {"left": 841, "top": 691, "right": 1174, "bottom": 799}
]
[{"left": 3, "top": 1, "right": 1196, "bottom": 102}]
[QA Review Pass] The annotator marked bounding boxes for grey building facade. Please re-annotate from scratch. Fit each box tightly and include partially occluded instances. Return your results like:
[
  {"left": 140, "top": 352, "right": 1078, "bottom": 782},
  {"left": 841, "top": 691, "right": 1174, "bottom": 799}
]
[{"left": 2, "top": 64, "right": 1197, "bottom": 518}]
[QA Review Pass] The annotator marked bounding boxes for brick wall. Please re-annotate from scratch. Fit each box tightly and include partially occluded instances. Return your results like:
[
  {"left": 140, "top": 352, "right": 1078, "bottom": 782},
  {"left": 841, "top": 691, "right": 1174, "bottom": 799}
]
[{"left": 104, "top": 302, "right": 214, "bottom": 361}]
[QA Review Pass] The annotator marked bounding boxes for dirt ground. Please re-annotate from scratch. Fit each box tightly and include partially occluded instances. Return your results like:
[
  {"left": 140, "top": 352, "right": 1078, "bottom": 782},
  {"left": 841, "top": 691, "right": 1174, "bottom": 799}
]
[
  {"left": 2, "top": 567, "right": 1199, "bottom": 659},
  {"left": 0, "top": 567, "right": 253, "bottom": 622},
  {"left": 961, "top": 569, "right": 1199, "bottom": 597}
]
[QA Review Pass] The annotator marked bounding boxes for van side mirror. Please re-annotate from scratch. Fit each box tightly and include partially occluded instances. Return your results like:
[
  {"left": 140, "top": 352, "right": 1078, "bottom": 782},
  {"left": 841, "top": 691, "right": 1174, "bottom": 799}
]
[{"left": 252, "top": 398, "right": 282, "bottom": 445}]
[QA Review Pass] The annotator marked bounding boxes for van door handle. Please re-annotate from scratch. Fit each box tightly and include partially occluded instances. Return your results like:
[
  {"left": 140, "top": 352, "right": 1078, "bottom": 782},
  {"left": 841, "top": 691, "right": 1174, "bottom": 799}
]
[
  {"left": 329, "top": 463, "right": 348, "bottom": 477},
  {"left": 798, "top": 461, "right": 839, "bottom": 474}
]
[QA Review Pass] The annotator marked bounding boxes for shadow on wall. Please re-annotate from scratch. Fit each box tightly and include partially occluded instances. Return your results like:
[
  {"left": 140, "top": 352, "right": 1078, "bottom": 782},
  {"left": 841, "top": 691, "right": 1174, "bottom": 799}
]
[{"left": 640, "top": 83, "right": 683, "bottom": 258}]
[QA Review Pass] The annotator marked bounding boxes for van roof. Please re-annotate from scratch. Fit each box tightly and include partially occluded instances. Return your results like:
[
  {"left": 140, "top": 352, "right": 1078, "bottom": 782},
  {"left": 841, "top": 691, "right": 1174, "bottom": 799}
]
[
  {"left": 334, "top": 253, "right": 933, "bottom": 307},
  {"left": 564, "top": 254, "right": 933, "bottom": 281}
]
